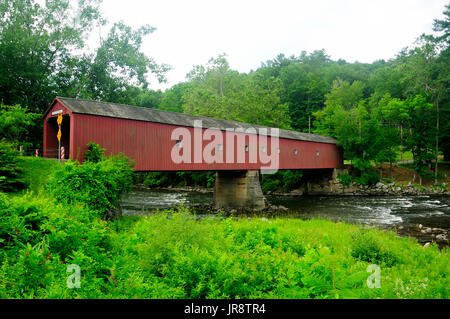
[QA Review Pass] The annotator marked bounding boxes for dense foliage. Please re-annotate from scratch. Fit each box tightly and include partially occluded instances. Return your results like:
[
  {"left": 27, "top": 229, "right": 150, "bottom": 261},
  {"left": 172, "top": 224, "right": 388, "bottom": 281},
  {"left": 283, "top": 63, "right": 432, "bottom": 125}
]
[
  {"left": 143, "top": 171, "right": 216, "bottom": 189},
  {"left": 84, "top": 142, "right": 106, "bottom": 163},
  {"left": 47, "top": 153, "right": 134, "bottom": 218},
  {"left": 0, "top": 0, "right": 169, "bottom": 112},
  {"left": 261, "top": 170, "right": 304, "bottom": 193},
  {"left": 0, "top": 104, "right": 41, "bottom": 149},
  {"left": 0, "top": 141, "right": 26, "bottom": 191},
  {"left": 1, "top": 155, "right": 449, "bottom": 299}
]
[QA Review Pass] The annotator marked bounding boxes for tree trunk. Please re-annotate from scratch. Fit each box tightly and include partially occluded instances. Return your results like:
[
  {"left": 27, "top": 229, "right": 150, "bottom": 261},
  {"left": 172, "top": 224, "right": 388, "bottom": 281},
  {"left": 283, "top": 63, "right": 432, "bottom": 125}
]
[
  {"left": 400, "top": 125, "right": 403, "bottom": 161},
  {"left": 434, "top": 98, "right": 439, "bottom": 185},
  {"left": 219, "top": 76, "right": 224, "bottom": 97}
]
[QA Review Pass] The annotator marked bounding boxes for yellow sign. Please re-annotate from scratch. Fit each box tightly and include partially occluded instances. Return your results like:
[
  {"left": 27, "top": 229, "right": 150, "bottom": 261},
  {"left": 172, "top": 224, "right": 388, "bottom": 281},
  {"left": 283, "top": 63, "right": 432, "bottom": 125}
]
[
  {"left": 57, "top": 113, "right": 63, "bottom": 126},
  {"left": 57, "top": 129, "right": 61, "bottom": 142}
]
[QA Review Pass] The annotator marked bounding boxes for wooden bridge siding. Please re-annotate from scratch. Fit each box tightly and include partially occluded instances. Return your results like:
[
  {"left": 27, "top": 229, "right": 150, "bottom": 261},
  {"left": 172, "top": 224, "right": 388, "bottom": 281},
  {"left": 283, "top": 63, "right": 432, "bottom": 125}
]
[{"left": 69, "top": 113, "right": 342, "bottom": 171}]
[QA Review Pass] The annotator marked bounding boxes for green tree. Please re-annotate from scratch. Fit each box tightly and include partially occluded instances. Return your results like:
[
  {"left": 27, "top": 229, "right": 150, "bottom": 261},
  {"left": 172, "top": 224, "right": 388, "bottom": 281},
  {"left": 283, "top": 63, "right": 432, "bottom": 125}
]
[
  {"left": 402, "top": 37, "right": 448, "bottom": 183},
  {"left": 0, "top": 140, "right": 26, "bottom": 191},
  {"left": 182, "top": 55, "right": 290, "bottom": 128},
  {"left": 404, "top": 95, "right": 436, "bottom": 184},
  {"left": 77, "top": 22, "right": 170, "bottom": 104},
  {"left": 313, "top": 79, "right": 365, "bottom": 138},
  {"left": 0, "top": 0, "right": 103, "bottom": 112},
  {"left": 432, "top": 3, "right": 450, "bottom": 161},
  {"left": 159, "top": 82, "right": 191, "bottom": 113},
  {"left": 0, "top": 104, "right": 40, "bottom": 149}
]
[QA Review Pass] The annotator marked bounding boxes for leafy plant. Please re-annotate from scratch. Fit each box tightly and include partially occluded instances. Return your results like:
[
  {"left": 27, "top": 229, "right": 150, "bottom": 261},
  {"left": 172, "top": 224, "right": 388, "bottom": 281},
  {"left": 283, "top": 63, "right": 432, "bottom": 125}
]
[
  {"left": 0, "top": 140, "right": 26, "bottom": 191},
  {"left": 351, "top": 229, "right": 399, "bottom": 267},
  {"left": 84, "top": 142, "right": 106, "bottom": 163},
  {"left": 47, "top": 153, "right": 134, "bottom": 218},
  {"left": 337, "top": 173, "right": 352, "bottom": 187}
]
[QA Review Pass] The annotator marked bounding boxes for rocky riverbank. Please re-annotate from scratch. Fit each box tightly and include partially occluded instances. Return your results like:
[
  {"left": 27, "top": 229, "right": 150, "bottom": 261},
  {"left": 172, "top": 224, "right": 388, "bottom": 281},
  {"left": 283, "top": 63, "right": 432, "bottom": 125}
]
[
  {"left": 395, "top": 224, "right": 449, "bottom": 249},
  {"left": 268, "top": 181, "right": 449, "bottom": 196},
  {"left": 136, "top": 181, "right": 449, "bottom": 197}
]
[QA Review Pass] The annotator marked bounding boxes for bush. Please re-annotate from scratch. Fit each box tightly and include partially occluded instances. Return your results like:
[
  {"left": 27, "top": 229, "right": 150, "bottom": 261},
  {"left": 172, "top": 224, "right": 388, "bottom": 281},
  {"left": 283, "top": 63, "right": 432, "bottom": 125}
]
[
  {"left": 143, "top": 171, "right": 216, "bottom": 188},
  {"left": 84, "top": 142, "right": 106, "bottom": 163},
  {"left": 337, "top": 173, "right": 352, "bottom": 186},
  {"left": 144, "top": 172, "right": 169, "bottom": 187},
  {"left": 261, "top": 178, "right": 281, "bottom": 193},
  {"left": 261, "top": 170, "right": 303, "bottom": 193},
  {"left": 47, "top": 153, "right": 134, "bottom": 217},
  {"left": 355, "top": 171, "right": 380, "bottom": 186},
  {"left": 280, "top": 170, "right": 303, "bottom": 192},
  {"left": 0, "top": 140, "right": 26, "bottom": 191},
  {"left": 0, "top": 104, "right": 41, "bottom": 149},
  {"left": 351, "top": 229, "right": 399, "bottom": 267}
]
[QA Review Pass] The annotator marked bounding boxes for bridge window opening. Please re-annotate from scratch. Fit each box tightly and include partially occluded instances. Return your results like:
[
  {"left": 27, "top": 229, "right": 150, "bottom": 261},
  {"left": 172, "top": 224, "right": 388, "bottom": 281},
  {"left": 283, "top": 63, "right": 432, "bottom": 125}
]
[
  {"left": 44, "top": 115, "right": 70, "bottom": 159},
  {"left": 217, "top": 143, "right": 223, "bottom": 151},
  {"left": 176, "top": 140, "right": 182, "bottom": 149},
  {"left": 245, "top": 145, "right": 249, "bottom": 152},
  {"left": 293, "top": 149, "right": 298, "bottom": 155},
  {"left": 316, "top": 151, "right": 320, "bottom": 156},
  {"left": 277, "top": 147, "right": 280, "bottom": 154}
]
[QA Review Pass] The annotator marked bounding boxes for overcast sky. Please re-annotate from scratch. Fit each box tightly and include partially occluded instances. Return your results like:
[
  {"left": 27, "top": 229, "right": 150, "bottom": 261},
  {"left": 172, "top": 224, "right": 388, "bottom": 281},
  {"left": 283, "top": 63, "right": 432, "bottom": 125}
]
[{"left": 94, "top": 0, "right": 448, "bottom": 90}]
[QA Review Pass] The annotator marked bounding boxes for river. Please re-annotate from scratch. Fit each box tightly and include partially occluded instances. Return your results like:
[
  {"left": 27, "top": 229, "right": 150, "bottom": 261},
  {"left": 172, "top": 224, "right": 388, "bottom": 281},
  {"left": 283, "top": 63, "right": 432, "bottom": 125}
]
[{"left": 121, "top": 188, "right": 450, "bottom": 231}]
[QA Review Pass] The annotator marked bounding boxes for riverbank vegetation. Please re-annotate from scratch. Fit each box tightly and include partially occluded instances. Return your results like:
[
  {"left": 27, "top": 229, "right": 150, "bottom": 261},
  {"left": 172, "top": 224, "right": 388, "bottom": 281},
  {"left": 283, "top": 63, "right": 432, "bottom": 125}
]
[{"left": 0, "top": 155, "right": 449, "bottom": 299}]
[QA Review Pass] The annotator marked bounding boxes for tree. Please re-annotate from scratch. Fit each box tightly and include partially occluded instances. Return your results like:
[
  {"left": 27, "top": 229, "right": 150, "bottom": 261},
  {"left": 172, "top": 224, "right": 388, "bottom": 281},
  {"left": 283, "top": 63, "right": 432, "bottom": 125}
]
[
  {"left": 313, "top": 78, "right": 365, "bottom": 138},
  {"left": 0, "top": 104, "right": 40, "bottom": 150},
  {"left": 0, "top": 0, "right": 104, "bottom": 112},
  {"left": 0, "top": 140, "right": 26, "bottom": 191},
  {"left": 402, "top": 37, "right": 448, "bottom": 183},
  {"left": 432, "top": 3, "right": 450, "bottom": 161},
  {"left": 159, "top": 82, "right": 191, "bottom": 113},
  {"left": 76, "top": 22, "right": 170, "bottom": 104},
  {"left": 182, "top": 55, "right": 291, "bottom": 128},
  {"left": 404, "top": 95, "right": 436, "bottom": 184}
]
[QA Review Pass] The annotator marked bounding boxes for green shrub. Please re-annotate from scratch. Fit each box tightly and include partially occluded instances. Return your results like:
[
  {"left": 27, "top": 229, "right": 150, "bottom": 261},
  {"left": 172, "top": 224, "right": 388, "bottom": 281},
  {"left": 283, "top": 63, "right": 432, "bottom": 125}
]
[
  {"left": 84, "top": 142, "right": 106, "bottom": 163},
  {"left": 261, "top": 178, "right": 281, "bottom": 193},
  {"left": 352, "top": 158, "right": 371, "bottom": 174},
  {"left": 0, "top": 192, "right": 114, "bottom": 298},
  {"left": 337, "top": 173, "right": 352, "bottom": 186},
  {"left": 355, "top": 171, "right": 380, "bottom": 186},
  {"left": 351, "top": 229, "right": 399, "bottom": 267},
  {"left": 280, "top": 170, "right": 303, "bottom": 192},
  {"left": 0, "top": 104, "right": 40, "bottom": 149},
  {"left": 261, "top": 170, "right": 303, "bottom": 193},
  {"left": 47, "top": 154, "right": 134, "bottom": 217},
  {"left": 144, "top": 172, "right": 170, "bottom": 187},
  {"left": 0, "top": 140, "right": 26, "bottom": 191}
]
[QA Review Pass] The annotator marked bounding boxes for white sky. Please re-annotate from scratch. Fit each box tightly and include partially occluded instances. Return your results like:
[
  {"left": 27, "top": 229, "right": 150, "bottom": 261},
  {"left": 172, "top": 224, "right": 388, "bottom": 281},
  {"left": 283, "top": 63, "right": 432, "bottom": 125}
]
[{"left": 92, "top": 0, "right": 448, "bottom": 90}]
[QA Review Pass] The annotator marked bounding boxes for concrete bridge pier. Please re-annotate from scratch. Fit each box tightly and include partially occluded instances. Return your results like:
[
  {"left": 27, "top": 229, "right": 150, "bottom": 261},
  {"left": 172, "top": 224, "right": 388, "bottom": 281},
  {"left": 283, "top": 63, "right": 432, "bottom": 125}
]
[{"left": 214, "top": 170, "right": 265, "bottom": 210}]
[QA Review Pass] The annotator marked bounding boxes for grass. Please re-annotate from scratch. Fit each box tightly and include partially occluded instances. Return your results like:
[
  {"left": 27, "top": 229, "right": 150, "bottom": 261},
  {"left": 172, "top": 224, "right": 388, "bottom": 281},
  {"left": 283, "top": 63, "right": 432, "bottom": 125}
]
[
  {"left": 18, "top": 156, "right": 62, "bottom": 193},
  {"left": 395, "top": 150, "right": 414, "bottom": 162},
  {"left": 102, "top": 211, "right": 449, "bottom": 299},
  {"left": 2, "top": 156, "right": 449, "bottom": 299}
]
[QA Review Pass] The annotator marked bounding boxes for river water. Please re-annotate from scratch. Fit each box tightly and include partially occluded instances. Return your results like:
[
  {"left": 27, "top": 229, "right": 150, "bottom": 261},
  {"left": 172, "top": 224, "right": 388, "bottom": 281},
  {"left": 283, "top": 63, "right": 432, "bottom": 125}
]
[{"left": 121, "top": 188, "right": 450, "bottom": 230}]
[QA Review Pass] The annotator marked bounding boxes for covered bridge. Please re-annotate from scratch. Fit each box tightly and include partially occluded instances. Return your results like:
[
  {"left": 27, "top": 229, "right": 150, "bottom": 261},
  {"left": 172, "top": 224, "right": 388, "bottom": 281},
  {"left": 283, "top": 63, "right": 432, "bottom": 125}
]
[{"left": 42, "top": 97, "right": 343, "bottom": 208}]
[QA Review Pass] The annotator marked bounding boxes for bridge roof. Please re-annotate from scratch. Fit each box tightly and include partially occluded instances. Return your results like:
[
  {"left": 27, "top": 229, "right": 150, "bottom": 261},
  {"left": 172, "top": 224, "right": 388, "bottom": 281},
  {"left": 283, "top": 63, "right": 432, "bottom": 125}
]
[{"left": 52, "top": 97, "right": 337, "bottom": 144}]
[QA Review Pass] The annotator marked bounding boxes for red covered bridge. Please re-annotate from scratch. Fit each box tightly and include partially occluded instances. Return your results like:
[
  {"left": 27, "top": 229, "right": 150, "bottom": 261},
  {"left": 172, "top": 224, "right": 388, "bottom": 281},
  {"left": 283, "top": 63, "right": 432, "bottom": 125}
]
[{"left": 42, "top": 97, "right": 343, "bottom": 209}]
